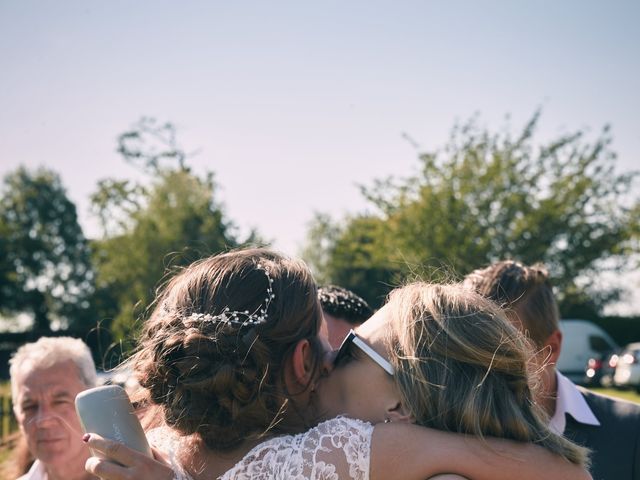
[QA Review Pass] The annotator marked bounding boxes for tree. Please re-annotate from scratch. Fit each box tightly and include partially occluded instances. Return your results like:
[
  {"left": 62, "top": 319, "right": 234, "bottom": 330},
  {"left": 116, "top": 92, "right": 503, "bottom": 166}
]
[
  {"left": 91, "top": 118, "right": 248, "bottom": 340},
  {"left": 0, "top": 167, "right": 94, "bottom": 332},
  {"left": 304, "top": 112, "right": 639, "bottom": 312},
  {"left": 302, "top": 213, "right": 402, "bottom": 307}
]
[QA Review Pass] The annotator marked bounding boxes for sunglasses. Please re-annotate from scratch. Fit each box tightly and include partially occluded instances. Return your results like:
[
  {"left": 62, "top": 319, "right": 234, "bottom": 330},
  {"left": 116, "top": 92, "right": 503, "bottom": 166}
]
[{"left": 334, "top": 329, "right": 395, "bottom": 376}]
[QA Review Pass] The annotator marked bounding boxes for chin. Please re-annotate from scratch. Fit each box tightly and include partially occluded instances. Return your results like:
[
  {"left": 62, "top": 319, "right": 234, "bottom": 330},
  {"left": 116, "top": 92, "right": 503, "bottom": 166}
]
[
  {"left": 43, "top": 452, "right": 84, "bottom": 472},
  {"left": 37, "top": 442, "right": 70, "bottom": 461}
]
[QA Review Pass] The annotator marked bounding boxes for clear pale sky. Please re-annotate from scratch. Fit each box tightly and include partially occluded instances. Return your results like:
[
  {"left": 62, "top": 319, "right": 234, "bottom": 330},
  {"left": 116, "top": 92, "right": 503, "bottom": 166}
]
[{"left": 1, "top": 1, "right": 638, "bottom": 311}]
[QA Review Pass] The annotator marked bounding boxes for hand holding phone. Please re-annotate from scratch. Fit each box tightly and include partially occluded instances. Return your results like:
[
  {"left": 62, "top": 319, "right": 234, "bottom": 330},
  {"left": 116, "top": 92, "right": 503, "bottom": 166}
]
[{"left": 75, "top": 385, "right": 152, "bottom": 458}]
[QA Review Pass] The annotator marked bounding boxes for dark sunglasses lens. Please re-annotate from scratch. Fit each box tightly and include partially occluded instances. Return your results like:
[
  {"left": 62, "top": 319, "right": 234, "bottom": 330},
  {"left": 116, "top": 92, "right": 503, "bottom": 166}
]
[{"left": 334, "top": 332, "right": 355, "bottom": 366}]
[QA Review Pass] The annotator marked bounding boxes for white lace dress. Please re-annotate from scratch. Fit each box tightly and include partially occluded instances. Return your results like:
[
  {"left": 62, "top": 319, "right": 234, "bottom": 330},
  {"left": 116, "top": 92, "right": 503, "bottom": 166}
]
[
  {"left": 150, "top": 416, "right": 374, "bottom": 480},
  {"left": 220, "top": 416, "right": 373, "bottom": 480}
]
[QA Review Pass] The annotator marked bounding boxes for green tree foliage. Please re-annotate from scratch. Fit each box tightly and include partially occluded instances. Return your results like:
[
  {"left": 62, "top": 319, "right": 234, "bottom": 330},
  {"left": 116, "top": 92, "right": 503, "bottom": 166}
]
[
  {"left": 304, "top": 112, "right": 639, "bottom": 312},
  {"left": 0, "top": 167, "right": 94, "bottom": 332},
  {"left": 302, "top": 213, "right": 400, "bottom": 307},
  {"left": 91, "top": 118, "right": 243, "bottom": 340}
]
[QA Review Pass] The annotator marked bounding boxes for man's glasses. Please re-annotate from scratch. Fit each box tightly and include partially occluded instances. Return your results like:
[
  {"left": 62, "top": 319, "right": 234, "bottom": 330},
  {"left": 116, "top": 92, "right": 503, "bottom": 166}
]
[{"left": 333, "top": 329, "right": 395, "bottom": 376}]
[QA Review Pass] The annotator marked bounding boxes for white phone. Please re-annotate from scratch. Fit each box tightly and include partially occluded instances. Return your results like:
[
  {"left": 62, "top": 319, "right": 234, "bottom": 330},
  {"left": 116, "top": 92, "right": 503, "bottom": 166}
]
[{"left": 75, "top": 385, "right": 152, "bottom": 458}]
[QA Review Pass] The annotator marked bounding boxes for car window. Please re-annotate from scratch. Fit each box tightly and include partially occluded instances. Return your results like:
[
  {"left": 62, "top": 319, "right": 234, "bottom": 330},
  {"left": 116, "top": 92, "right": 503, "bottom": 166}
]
[{"left": 589, "top": 335, "right": 613, "bottom": 354}]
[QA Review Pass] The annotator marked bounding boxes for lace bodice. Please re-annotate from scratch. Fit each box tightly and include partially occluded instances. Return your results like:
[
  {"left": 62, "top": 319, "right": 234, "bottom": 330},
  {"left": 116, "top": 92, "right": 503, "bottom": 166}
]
[
  {"left": 150, "top": 416, "right": 374, "bottom": 480},
  {"left": 220, "top": 416, "right": 373, "bottom": 480}
]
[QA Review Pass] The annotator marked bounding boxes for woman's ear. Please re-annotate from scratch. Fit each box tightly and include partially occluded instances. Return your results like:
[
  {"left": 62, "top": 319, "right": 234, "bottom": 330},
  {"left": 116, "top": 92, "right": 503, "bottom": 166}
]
[
  {"left": 386, "top": 402, "right": 414, "bottom": 424},
  {"left": 291, "top": 338, "right": 314, "bottom": 386}
]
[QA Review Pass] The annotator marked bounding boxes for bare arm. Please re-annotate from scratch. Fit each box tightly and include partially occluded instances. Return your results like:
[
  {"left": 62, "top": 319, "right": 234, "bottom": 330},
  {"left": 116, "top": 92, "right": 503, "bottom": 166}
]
[
  {"left": 429, "top": 476, "right": 469, "bottom": 480},
  {"left": 370, "top": 423, "right": 591, "bottom": 480},
  {"left": 83, "top": 424, "right": 591, "bottom": 480}
]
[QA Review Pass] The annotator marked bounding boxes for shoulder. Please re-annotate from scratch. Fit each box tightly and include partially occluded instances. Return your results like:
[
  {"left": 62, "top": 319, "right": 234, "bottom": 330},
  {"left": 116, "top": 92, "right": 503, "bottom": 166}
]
[
  {"left": 313, "top": 416, "right": 375, "bottom": 435},
  {"left": 261, "top": 415, "right": 374, "bottom": 453},
  {"left": 251, "top": 416, "right": 374, "bottom": 451},
  {"left": 221, "top": 416, "right": 374, "bottom": 480},
  {"left": 578, "top": 387, "right": 640, "bottom": 421},
  {"left": 571, "top": 388, "right": 640, "bottom": 479}
]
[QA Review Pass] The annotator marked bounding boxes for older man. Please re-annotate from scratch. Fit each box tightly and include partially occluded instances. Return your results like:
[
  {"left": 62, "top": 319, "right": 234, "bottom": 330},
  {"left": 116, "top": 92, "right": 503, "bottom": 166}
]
[
  {"left": 10, "top": 337, "right": 98, "bottom": 480},
  {"left": 465, "top": 260, "right": 640, "bottom": 480}
]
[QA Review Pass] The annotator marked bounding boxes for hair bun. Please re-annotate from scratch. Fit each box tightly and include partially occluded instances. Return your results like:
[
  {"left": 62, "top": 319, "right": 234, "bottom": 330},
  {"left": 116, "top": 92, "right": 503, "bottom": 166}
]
[{"left": 132, "top": 249, "right": 323, "bottom": 450}]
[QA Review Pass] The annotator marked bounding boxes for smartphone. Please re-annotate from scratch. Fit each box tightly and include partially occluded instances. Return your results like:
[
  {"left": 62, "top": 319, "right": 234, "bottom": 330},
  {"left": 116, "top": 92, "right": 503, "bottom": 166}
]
[{"left": 75, "top": 385, "right": 152, "bottom": 458}]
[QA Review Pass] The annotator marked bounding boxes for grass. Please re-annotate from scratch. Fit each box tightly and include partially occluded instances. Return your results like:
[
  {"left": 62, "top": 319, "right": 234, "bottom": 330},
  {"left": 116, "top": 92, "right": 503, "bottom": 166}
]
[{"left": 587, "top": 387, "right": 640, "bottom": 404}]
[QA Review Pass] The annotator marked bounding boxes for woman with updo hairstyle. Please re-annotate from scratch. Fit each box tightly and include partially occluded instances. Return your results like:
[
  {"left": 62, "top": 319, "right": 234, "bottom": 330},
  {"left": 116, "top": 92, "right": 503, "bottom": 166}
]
[
  {"left": 133, "top": 248, "right": 326, "bottom": 451},
  {"left": 85, "top": 251, "right": 592, "bottom": 480}
]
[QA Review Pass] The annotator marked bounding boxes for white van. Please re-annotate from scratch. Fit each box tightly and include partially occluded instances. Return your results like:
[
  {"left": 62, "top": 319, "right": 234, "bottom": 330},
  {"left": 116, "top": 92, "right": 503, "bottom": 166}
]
[{"left": 556, "top": 319, "right": 618, "bottom": 384}]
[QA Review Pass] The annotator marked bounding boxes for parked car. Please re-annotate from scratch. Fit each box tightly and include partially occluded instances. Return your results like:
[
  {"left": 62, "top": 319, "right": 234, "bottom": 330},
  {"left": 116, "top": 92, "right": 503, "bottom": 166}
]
[
  {"left": 613, "top": 342, "right": 640, "bottom": 392},
  {"left": 583, "top": 350, "right": 619, "bottom": 387},
  {"left": 557, "top": 319, "right": 619, "bottom": 384}
]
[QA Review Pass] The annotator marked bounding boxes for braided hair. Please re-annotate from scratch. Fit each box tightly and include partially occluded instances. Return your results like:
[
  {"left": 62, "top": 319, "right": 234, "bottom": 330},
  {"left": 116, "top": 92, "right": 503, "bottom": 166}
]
[{"left": 318, "top": 285, "right": 373, "bottom": 325}]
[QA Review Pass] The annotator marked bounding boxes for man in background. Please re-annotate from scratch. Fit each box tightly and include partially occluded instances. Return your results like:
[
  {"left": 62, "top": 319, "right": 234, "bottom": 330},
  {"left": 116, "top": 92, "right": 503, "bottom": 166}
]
[
  {"left": 10, "top": 337, "right": 98, "bottom": 480},
  {"left": 318, "top": 285, "right": 373, "bottom": 349},
  {"left": 464, "top": 260, "right": 640, "bottom": 480}
]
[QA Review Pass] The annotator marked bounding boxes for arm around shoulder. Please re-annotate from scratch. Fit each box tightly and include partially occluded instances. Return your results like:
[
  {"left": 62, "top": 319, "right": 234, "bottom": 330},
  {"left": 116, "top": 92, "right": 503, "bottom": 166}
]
[{"left": 369, "top": 423, "right": 592, "bottom": 480}]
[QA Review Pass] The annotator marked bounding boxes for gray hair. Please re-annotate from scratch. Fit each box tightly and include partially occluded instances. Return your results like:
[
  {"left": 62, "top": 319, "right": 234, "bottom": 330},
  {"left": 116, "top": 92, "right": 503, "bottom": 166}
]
[{"left": 10, "top": 336, "right": 97, "bottom": 402}]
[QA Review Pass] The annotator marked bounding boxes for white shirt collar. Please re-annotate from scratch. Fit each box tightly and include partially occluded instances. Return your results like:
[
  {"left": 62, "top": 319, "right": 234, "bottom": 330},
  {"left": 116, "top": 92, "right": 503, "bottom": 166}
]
[{"left": 549, "top": 371, "right": 600, "bottom": 434}]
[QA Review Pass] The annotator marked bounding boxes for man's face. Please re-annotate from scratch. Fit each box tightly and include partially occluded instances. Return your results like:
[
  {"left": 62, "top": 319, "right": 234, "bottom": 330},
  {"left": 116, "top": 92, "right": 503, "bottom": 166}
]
[
  {"left": 324, "top": 312, "right": 357, "bottom": 350},
  {"left": 13, "top": 360, "right": 91, "bottom": 469}
]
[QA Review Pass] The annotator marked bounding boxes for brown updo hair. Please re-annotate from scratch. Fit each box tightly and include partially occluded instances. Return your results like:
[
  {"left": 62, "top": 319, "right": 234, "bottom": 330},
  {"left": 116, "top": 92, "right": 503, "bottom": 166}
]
[{"left": 132, "top": 248, "right": 324, "bottom": 451}]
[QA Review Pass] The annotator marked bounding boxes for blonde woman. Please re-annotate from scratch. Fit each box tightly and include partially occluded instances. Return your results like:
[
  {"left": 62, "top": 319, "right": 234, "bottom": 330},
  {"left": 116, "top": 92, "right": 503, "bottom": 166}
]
[
  {"left": 317, "top": 282, "right": 587, "bottom": 465},
  {"left": 84, "top": 250, "right": 590, "bottom": 480}
]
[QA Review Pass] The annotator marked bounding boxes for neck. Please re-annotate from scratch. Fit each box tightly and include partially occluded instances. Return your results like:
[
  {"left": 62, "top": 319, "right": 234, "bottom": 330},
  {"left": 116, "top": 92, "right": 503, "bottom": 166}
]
[
  {"left": 539, "top": 367, "right": 559, "bottom": 417},
  {"left": 44, "top": 461, "right": 95, "bottom": 480}
]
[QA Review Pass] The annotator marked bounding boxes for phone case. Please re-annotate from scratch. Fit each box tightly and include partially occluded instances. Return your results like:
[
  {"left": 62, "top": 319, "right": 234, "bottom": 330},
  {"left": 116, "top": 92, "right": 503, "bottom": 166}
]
[{"left": 75, "top": 385, "right": 152, "bottom": 458}]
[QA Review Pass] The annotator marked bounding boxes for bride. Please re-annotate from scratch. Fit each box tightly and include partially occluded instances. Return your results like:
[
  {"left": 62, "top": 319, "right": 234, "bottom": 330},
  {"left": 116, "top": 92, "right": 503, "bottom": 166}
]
[{"left": 83, "top": 248, "right": 590, "bottom": 480}]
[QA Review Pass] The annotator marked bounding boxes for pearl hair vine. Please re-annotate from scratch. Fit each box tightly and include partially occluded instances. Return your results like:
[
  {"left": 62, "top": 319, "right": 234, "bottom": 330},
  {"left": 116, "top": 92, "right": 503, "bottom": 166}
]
[{"left": 173, "top": 263, "right": 276, "bottom": 329}]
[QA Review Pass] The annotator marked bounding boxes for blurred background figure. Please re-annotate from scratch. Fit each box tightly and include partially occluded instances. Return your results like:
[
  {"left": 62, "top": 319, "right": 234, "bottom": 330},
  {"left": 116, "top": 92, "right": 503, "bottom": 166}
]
[
  {"left": 318, "top": 285, "right": 374, "bottom": 349},
  {"left": 464, "top": 260, "right": 640, "bottom": 480},
  {"left": 10, "top": 337, "right": 98, "bottom": 480}
]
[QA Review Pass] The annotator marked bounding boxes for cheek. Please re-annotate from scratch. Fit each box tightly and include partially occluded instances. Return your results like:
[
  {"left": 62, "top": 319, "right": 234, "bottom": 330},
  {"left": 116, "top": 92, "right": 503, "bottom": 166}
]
[
  {"left": 58, "top": 406, "right": 83, "bottom": 431},
  {"left": 346, "top": 367, "right": 398, "bottom": 423},
  {"left": 336, "top": 364, "right": 380, "bottom": 415},
  {"left": 315, "top": 365, "right": 353, "bottom": 417},
  {"left": 17, "top": 411, "right": 37, "bottom": 433}
]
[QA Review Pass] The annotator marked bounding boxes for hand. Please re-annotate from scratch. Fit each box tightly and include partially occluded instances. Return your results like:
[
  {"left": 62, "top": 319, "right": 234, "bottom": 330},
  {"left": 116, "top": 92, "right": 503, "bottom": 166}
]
[{"left": 84, "top": 433, "right": 175, "bottom": 480}]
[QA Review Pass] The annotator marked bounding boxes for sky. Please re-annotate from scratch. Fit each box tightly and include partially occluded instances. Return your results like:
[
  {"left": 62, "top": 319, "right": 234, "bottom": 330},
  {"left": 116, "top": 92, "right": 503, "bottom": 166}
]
[{"left": 1, "top": 1, "right": 639, "bottom": 312}]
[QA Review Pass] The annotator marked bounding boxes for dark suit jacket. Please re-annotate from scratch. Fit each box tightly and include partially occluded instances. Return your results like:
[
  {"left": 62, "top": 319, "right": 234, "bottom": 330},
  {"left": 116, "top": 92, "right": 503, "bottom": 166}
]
[{"left": 564, "top": 387, "right": 640, "bottom": 480}]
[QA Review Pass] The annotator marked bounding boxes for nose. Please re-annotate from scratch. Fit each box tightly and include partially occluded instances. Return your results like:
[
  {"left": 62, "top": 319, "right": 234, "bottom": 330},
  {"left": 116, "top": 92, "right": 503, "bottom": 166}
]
[{"left": 33, "top": 404, "right": 57, "bottom": 427}]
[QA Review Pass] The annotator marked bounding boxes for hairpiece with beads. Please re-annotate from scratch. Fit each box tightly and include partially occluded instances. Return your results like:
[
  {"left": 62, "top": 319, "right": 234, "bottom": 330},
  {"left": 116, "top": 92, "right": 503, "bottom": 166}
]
[{"left": 169, "top": 263, "right": 275, "bottom": 329}]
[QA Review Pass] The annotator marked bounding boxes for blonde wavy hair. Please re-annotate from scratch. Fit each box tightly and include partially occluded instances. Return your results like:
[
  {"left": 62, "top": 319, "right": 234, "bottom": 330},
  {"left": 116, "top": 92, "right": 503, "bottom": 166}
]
[{"left": 384, "top": 282, "right": 589, "bottom": 466}]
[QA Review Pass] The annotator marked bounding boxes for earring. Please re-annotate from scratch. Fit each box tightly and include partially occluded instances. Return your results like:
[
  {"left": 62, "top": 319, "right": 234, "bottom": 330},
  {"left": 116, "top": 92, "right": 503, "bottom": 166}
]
[{"left": 384, "top": 418, "right": 391, "bottom": 424}]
